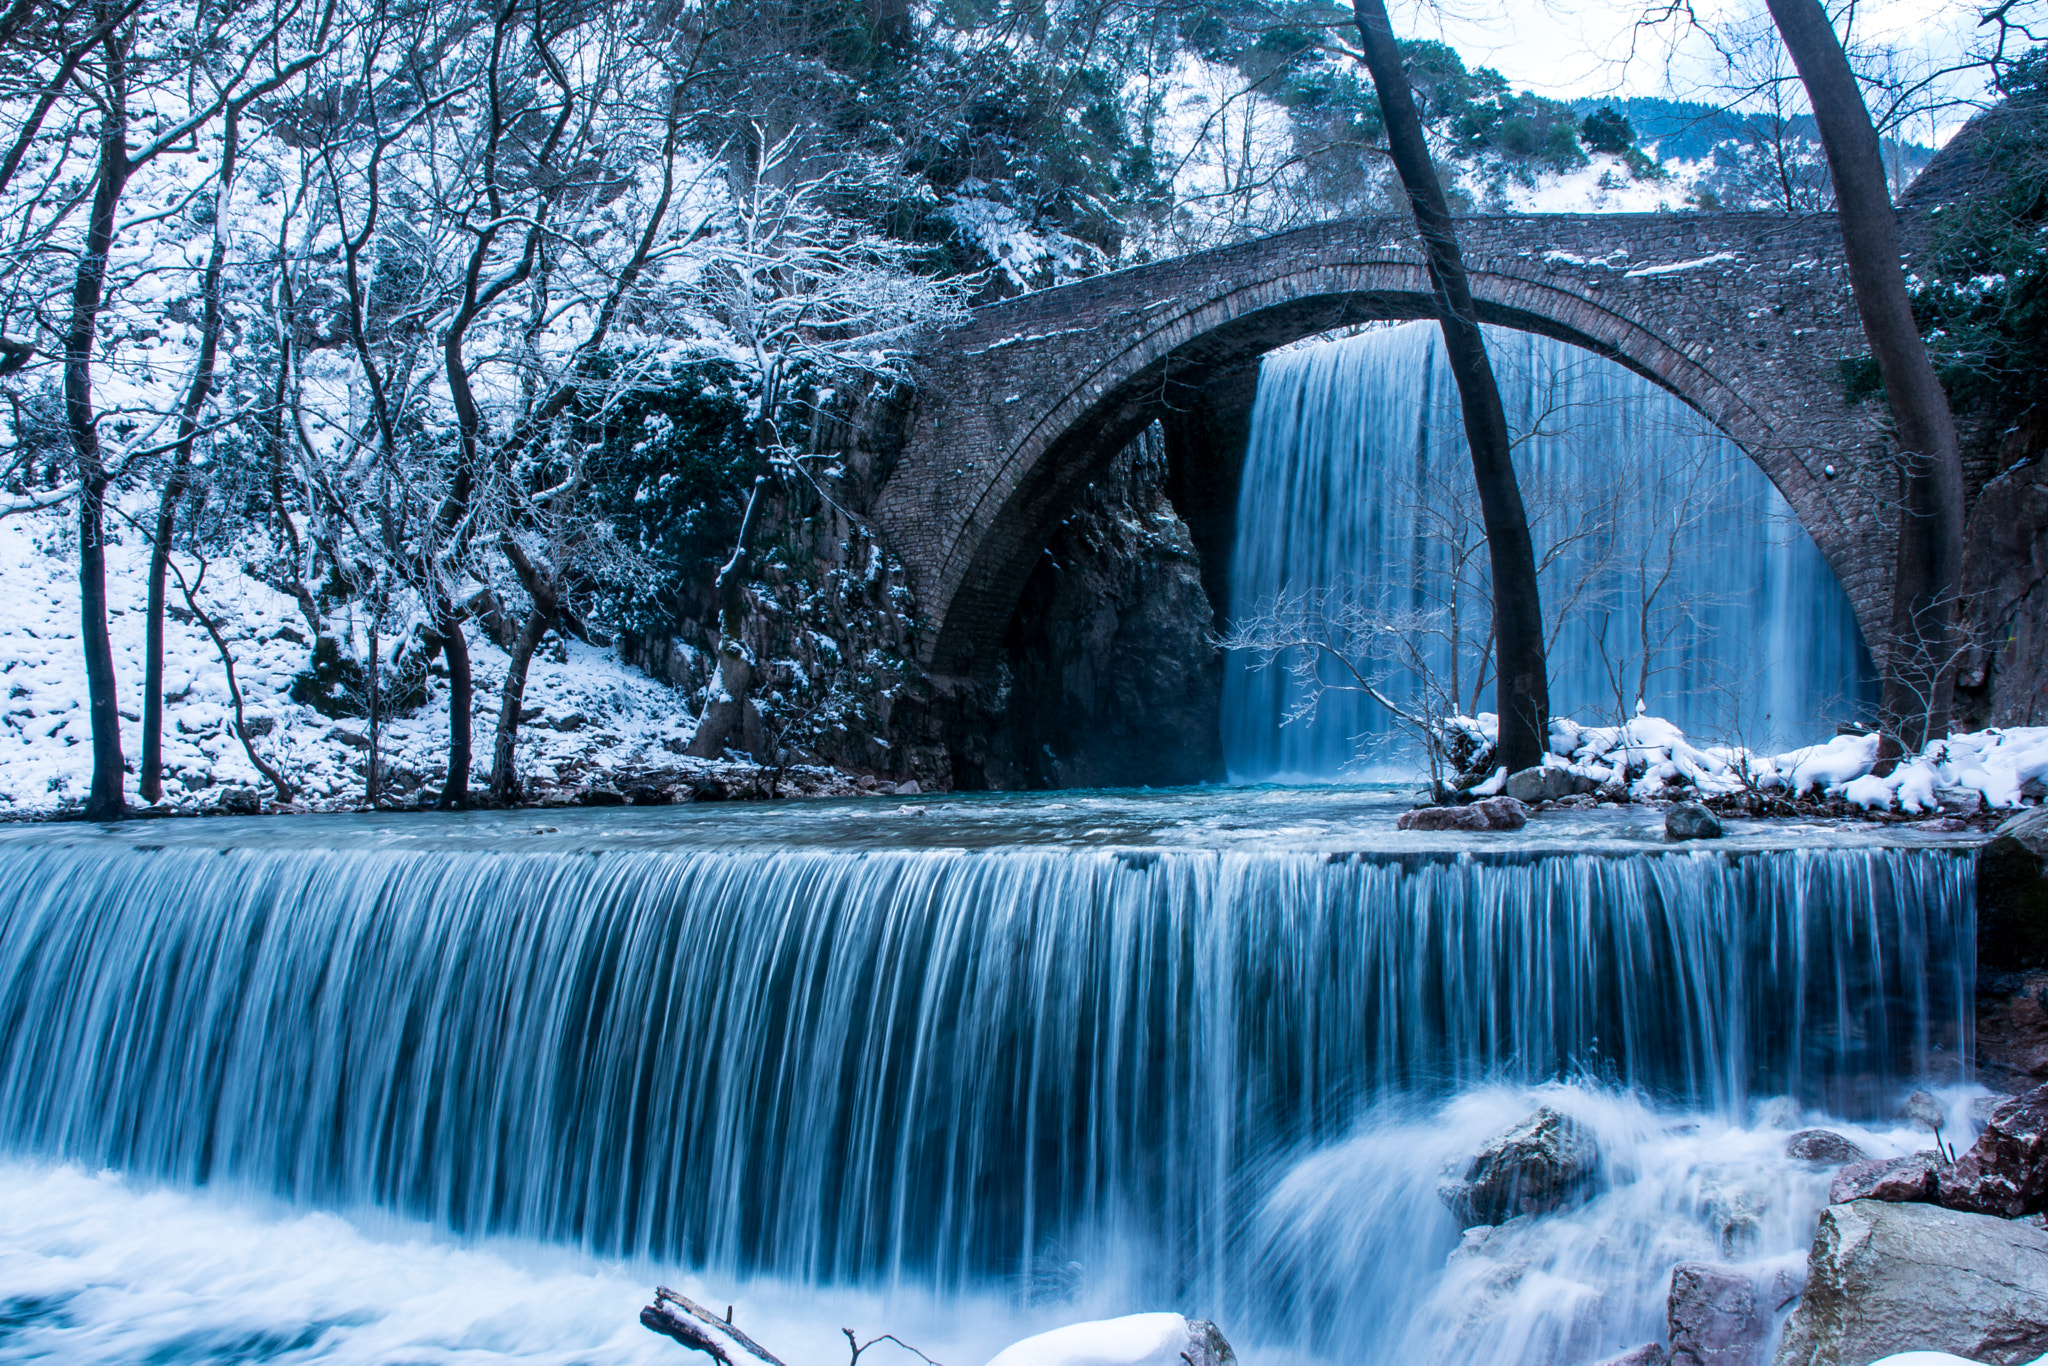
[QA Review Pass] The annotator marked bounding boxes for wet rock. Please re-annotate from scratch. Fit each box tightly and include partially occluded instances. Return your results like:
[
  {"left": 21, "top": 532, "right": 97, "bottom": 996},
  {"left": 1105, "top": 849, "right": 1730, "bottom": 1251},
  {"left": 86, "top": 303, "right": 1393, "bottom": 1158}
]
[
  {"left": 1771, "top": 1200, "right": 2048, "bottom": 1366},
  {"left": 1665, "top": 803, "right": 1724, "bottom": 841},
  {"left": 893, "top": 780, "right": 921, "bottom": 796},
  {"left": 1995, "top": 804, "right": 2048, "bottom": 860},
  {"left": 1942, "top": 1082, "right": 2048, "bottom": 1218},
  {"left": 1977, "top": 970, "right": 2048, "bottom": 1089},
  {"left": 1829, "top": 1152, "right": 1949, "bottom": 1206},
  {"left": 208, "top": 786, "right": 261, "bottom": 815},
  {"left": 1978, "top": 831, "right": 2048, "bottom": 971},
  {"left": 1786, "top": 1130, "right": 1868, "bottom": 1165},
  {"left": 1668, "top": 1260, "right": 1804, "bottom": 1366},
  {"left": 1506, "top": 766, "right": 1578, "bottom": 804},
  {"left": 1596, "top": 1346, "right": 1668, "bottom": 1366},
  {"left": 1440, "top": 1106, "right": 1597, "bottom": 1227},
  {"left": 1904, "top": 1089, "right": 1948, "bottom": 1133},
  {"left": 577, "top": 786, "right": 626, "bottom": 806},
  {"left": 1398, "top": 797, "right": 1529, "bottom": 833}
]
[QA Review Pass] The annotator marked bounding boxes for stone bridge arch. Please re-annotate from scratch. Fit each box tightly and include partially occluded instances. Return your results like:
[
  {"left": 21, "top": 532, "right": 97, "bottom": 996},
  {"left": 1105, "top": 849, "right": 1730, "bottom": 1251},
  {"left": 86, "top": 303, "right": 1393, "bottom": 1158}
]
[{"left": 874, "top": 210, "right": 1901, "bottom": 677}]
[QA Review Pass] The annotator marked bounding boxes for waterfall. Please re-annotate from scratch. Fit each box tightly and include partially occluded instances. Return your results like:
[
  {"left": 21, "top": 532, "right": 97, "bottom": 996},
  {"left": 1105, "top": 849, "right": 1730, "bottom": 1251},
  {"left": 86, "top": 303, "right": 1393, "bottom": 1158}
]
[
  {"left": 0, "top": 837, "right": 1970, "bottom": 1323},
  {"left": 1221, "top": 324, "right": 1876, "bottom": 780}
]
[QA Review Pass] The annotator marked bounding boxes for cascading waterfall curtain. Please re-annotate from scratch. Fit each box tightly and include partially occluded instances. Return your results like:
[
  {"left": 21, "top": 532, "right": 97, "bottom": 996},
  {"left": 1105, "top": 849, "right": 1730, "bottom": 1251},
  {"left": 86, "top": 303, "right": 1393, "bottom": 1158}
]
[{"left": 1221, "top": 323, "right": 1876, "bottom": 780}]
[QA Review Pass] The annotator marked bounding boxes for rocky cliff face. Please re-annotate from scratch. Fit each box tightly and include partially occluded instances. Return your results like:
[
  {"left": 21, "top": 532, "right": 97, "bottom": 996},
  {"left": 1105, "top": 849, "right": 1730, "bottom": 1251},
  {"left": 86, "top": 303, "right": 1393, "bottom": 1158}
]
[
  {"left": 975, "top": 426, "right": 1223, "bottom": 789},
  {"left": 1962, "top": 449, "right": 2048, "bottom": 728},
  {"left": 623, "top": 409, "right": 1227, "bottom": 792}
]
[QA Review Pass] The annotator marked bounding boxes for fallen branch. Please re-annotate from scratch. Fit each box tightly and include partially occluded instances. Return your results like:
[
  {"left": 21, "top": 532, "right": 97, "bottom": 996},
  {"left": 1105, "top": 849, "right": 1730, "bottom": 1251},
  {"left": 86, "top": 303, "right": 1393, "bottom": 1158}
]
[
  {"left": 641, "top": 1289, "right": 790, "bottom": 1366},
  {"left": 640, "top": 1289, "right": 949, "bottom": 1366}
]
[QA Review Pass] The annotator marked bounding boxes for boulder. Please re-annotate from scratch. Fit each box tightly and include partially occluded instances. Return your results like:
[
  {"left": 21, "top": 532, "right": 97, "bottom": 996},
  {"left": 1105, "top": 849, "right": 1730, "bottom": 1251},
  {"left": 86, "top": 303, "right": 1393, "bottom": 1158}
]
[
  {"left": 1829, "top": 1152, "right": 1948, "bottom": 1206},
  {"left": 1439, "top": 1106, "right": 1597, "bottom": 1227},
  {"left": 1943, "top": 1083, "right": 2048, "bottom": 1218},
  {"left": 208, "top": 785, "right": 261, "bottom": 815},
  {"left": 983, "top": 1314, "right": 1234, "bottom": 1366},
  {"left": 1398, "top": 797, "right": 1529, "bottom": 833},
  {"left": 1666, "top": 803, "right": 1724, "bottom": 841},
  {"left": 1786, "top": 1130, "right": 1868, "bottom": 1166},
  {"left": 1596, "top": 1348, "right": 1668, "bottom": 1366},
  {"left": 1506, "top": 766, "right": 1579, "bottom": 804},
  {"left": 1996, "top": 806, "right": 2048, "bottom": 860},
  {"left": 1773, "top": 1200, "right": 2048, "bottom": 1366},
  {"left": 1669, "top": 1260, "right": 1804, "bottom": 1366}
]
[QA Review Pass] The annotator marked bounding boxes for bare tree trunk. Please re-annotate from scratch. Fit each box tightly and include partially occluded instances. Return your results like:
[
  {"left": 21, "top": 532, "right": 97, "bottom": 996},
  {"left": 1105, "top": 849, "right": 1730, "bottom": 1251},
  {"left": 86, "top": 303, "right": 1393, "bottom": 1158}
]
[
  {"left": 365, "top": 616, "right": 381, "bottom": 807},
  {"left": 141, "top": 110, "right": 237, "bottom": 804},
  {"left": 436, "top": 614, "right": 473, "bottom": 808},
  {"left": 490, "top": 536, "right": 560, "bottom": 802},
  {"left": 1764, "top": 0, "right": 1966, "bottom": 753},
  {"left": 64, "top": 10, "right": 132, "bottom": 822},
  {"left": 686, "top": 478, "right": 766, "bottom": 761},
  {"left": 140, "top": 480, "right": 180, "bottom": 804},
  {"left": 1352, "top": 0, "right": 1550, "bottom": 776}
]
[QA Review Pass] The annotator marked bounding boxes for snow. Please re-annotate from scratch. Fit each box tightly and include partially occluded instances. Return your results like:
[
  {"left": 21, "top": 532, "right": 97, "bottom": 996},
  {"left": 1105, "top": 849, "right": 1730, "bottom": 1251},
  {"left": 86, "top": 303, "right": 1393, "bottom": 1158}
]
[
  {"left": 1624, "top": 252, "right": 1742, "bottom": 277},
  {"left": 1469, "top": 155, "right": 1700, "bottom": 215},
  {"left": 0, "top": 507, "right": 708, "bottom": 816},
  {"left": 983, "top": 1314, "right": 1197, "bottom": 1366},
  {"left": 1469, "top": 707, "right": 2048, "bottom": 812}
]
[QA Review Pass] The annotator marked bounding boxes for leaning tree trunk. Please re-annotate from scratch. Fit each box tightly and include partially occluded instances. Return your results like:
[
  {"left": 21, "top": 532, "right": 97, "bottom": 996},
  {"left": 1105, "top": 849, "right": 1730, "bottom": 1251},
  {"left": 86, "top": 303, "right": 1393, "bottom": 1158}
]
[
  {"left": 64, "top": 49, "right": 132, "bottom": 822},
  {"left": 141, "top": 108, "right": 236, "bottom": 805},
  {"left": 490, "top": 537, "right": 561, "bottom": 802},
  {"left": 686, "top": 477, "right": 766, "bottom": 762},
  {"left": 1352, "top": 0, "right": 1550, "bottom": 777},
  {"left": 1765, "top": 0, "right": 1966, "bottom": 754}
]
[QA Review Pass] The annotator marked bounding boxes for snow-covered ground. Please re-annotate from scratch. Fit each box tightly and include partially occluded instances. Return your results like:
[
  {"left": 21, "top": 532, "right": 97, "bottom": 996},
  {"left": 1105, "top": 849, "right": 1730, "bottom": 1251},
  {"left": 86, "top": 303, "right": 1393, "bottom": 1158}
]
[
  {"left": 0, "top": 506, "right": 724, "bottom": 817},
  {"left": 5, "top": 501, "right": 2043, "bottom": 821},
  {"left": 1454, "top": 709, "right": 2048, "bottom": 814}
]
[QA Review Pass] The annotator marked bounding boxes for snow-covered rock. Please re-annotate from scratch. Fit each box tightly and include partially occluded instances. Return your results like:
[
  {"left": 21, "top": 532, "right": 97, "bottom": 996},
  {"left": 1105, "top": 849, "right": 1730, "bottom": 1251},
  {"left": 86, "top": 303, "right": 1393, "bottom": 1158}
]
[{"left": 982, "top": 1314, "right": 1233, "bottom": 1366}]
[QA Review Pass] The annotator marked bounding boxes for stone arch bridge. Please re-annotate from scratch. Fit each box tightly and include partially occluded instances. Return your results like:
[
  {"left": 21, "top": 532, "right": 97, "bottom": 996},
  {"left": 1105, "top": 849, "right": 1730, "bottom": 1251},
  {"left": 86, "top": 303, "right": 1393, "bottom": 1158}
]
[{"left": 873, "top": 208, "right": 1917, "bottom": 680}]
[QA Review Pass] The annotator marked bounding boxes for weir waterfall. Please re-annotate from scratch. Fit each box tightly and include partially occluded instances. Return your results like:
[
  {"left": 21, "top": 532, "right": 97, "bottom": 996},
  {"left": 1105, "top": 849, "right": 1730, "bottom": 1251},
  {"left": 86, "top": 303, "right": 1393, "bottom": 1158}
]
[
  {"left": 0, "top": 798, "right": 1980, "bottom": 1365},
  {"left": 1221, "top": 324, "right": 1875, "bottom": 780}
]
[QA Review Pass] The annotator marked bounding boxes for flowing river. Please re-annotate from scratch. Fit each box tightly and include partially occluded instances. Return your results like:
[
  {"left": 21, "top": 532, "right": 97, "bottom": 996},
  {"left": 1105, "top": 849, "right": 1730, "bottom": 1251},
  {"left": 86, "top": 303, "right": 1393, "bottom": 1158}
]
[{"left": 0, "top": 792, "right": 1983, "bottom": 1364}]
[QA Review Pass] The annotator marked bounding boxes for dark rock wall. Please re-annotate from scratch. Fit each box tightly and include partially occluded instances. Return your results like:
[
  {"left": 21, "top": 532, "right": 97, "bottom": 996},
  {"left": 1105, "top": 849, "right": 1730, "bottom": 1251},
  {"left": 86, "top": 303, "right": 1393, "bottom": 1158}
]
[
  {"left": 1961, "top": 449, "right": 2048, "bottom": 729},
  {"left": 623, "top": 398, "right": 1229, "bottom": 792},
  {"left": 984, "top": 424, "right": 1224, "bottom": 789}
]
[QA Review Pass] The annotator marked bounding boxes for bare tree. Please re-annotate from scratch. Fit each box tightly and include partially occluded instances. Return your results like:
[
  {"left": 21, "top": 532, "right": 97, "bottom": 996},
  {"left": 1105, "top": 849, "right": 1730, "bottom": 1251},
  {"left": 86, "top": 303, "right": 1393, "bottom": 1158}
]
[{"left": 26, "top": 0, "right": 328, "bottom": 818}]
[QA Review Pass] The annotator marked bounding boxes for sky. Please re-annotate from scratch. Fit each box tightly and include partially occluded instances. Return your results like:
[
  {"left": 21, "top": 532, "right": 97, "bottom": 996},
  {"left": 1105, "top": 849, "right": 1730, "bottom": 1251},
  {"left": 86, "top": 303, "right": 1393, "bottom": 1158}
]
[{"left": 1388, "top": 0, "right": 2001, "bottom": 141}]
